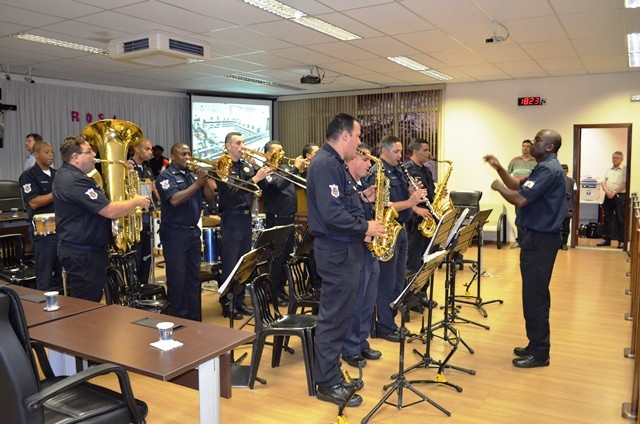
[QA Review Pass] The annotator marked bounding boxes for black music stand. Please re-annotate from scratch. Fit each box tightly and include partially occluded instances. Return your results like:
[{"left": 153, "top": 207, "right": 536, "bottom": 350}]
[
  {"left": 455, "top": 209, "right": 504, "bottom": 317},
  {"left": 293, "top": 226, "right": 314, "bottom": 257},
  {"left": 218, "top": 245, "right": 268, "bottom": 387},
  {"left": 361, "top": 250, "right": 451, "bottom": 423},
  {"left": 404, "top": 210, "right": 475, "bottom": 391},
  {"left": 253, "top": 224, "right": 294, "bottom": 276}
]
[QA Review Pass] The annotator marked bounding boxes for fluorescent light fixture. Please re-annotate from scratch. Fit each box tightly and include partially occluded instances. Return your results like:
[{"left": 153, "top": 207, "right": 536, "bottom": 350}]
[
  {"left": 387, "top": 56, "right": 429, "bottom": 71},
  {"left": 631, "top": 94, "right": 640, "bottom": 102},
  {"left": 294, "top": 16, "right": 360, "bottom": 41},
  {"left": 626, "top": 0, "right": 640, "bottom": 8},
  {"left": 420, "top": 69, "right": 453, "bottom": 81},
  {"left": 387, "top": 56, "right": 453, "bottom": 81},
  {"left": 10, "top": 33, "right": 108, "bottom": 55},
  {"left": 628, "top": 33, "right": 640, "bottom": 67},
  {"left": 224, "top": 74, "right": 306, "bottom": 91},
  {"left": 242, "top": 0, "right": 303, "bottom": 19},
  {"left": 243, "top": 0, "right": 360, "bottom": 41}
]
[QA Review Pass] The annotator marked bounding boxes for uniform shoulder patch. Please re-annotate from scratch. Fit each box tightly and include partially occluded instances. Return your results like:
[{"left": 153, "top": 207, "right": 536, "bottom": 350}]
[
  {"left": 22, "top": 183, "right": 32, "bottom": 194},
  {"left": 160, "top": 179, "right": 170, "bottom": 190},
  {"left": 523, "top": 180, "right": 535, "bottom": 189},
  {"left": 329, "top": 184, "right": 340, "bottom": 198},
  {"left": 85, "top": 188, "right": 98, "bottom": 200}
]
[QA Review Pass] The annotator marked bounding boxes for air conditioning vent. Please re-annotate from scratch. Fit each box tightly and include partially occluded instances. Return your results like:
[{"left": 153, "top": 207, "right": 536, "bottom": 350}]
[{"left": 108, "top": 31, "right": 210, "bottom": 67}]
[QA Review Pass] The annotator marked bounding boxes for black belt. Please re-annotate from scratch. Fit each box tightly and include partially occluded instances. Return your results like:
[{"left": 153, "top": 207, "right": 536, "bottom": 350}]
[
  {"left": 59, "top": 240, "right": 107, "bottom": 251},
  {"left": 227, "top": 209, "right": 251, "bottom": 215},
  {"left": 164, "top": 222, "right": 198, "bottom": 229},
  {"left": 319, "top": 235, "right": 362, "bottom": 244}
]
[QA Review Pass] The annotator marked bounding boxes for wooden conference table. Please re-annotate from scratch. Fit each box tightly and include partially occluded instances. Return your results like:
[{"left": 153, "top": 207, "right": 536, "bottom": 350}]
[{"left": 28, "top": 304, "right": 255, "bottom": 424}]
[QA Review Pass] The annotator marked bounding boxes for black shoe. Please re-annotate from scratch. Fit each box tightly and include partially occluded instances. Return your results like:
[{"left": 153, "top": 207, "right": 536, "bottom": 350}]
[
  {"left": 512, "top": 355, "right": 549, "bottom": 368},
  {"left": 236, "top": 304, "right": 253, "bottom": 315},
  {"left": 379, "top": 330, "right": 402, "bottom": 343},
  {"left": 560, "top": 244, "right": 568, "bottom": 250},
  {"left": 422, "top": 299, "right": 438, "bottom": 309},
  {"left": 513, "top": 346, "right": 530, "bottom": 357},
  {"left": 316, "top": 384, "right": 363, "bottom": 407},
  {"left": 342, "top": 376, "right": 364, "bottom": 391},
  {"left": 596, "top": 240, "right": 611, "bottom": 247},
  {"left": 409, "top": 303, "right": 424, "bottom": 313},
  {"left": 361, "top": 347, "right": 382, "bottom": 360},
  {"left": 342, "top": 354, "right": 367, "bottom": 368},
  {"left": 222, "top": 309, "right": 242, "bottom": 320},
  {"left": 618, "top": 242, "right": 624, "bottom": 249}
]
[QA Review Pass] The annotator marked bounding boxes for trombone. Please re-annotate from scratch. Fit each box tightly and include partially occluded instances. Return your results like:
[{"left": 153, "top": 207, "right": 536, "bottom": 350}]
[
  {"left": 188, "top": 155, "right": 262, "bottom": 197},
  {"left": 241, "top": 147, "right": 307, "bottom": 190}
]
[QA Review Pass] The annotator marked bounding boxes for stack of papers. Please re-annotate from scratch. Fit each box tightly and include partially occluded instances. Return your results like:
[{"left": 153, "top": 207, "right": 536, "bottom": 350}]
[{"left": 150, "top": 340, "right": 183, "bottom": 351}]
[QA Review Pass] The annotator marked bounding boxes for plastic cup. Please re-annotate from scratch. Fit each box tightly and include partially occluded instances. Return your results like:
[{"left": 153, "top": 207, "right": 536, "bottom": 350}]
[
  {"left": 44, "top": 291, "right": 59, "bottom": 311},
  {"left": 156, "top": 322, "right": 174, "bottom": 341}
]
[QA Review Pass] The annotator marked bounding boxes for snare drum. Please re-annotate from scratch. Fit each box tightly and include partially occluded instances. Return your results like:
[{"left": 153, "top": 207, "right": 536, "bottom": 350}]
[
  {"left": 152, "top": 211, "right": 162, "bottom": 255},
  {"left": 33, "top": 213, "right": 56, "bottom": 236},
  {"left": 202, "top": 227, "right": 221, "bottom": 264}
]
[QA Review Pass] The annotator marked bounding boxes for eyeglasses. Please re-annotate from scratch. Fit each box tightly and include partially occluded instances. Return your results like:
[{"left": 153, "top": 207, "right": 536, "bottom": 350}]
[{"left": 78, "top": 150, "right": 94, "bottom": 155}]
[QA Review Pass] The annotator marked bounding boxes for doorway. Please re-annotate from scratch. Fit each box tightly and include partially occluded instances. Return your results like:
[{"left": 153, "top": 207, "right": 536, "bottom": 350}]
[{"left": 572, "top": 124, "right": 632, "bottom": 248}]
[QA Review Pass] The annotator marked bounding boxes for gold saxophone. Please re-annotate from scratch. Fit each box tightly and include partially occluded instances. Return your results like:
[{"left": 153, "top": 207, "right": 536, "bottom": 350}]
[
  {"left": 82, "top": 119, "right": 144, "bottom": 253},
  {"left": 418, "top": 160, "right": 454, "bottom": 238},
  {"left": 359, "top": 149, "right": 402, "bottom": 262}
]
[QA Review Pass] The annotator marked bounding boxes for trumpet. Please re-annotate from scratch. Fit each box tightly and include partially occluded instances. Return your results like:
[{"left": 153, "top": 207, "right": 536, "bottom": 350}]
[
  {"left": 188, "top": 155, "right": 262, "bottom": 197},
  {"left": 241, "top": 147, "right": 307, "bottom": 190}
]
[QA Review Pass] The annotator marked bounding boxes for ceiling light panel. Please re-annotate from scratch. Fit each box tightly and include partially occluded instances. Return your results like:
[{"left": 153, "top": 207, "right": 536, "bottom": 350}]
[
  {"left": 628, "top": 33, "right": 640, "bottom": 67},
  {"left": 242, "top": 0, "right": 304, "bottom": 19},
  {"left": 10, "top": 33, "right": 108, "bottom": 55},
  {"left": 387, "top": 56, "right": 429, "bottom": 71}
]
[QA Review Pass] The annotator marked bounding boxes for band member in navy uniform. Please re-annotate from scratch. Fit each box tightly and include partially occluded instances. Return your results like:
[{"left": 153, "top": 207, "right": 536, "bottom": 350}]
[
  {"left": 156, "top": 143, "right": 216, "bottom": 321},
  {"left": 341, "top": 145, "right": 382, "bottom": 368},
  {"left": 128, "top": 138, "right": 158, "bottom": 285},
  {"left": 53, "top": 136, "right": 150, "bottom": 301},
  {"left": 307, "top": 113, "right": 385, "bottom": 407},
  {"left": 218, "top": 132, "right": 271, "bottom": 318},
  {"left": 19, "top": 140, "right": 62, "bottom": 291},
  {"left": 371, "top": 135, "right": 425, "bottom": 342},
  {"left": 262, "top": 140, "right": 305, "bottom": 304}
]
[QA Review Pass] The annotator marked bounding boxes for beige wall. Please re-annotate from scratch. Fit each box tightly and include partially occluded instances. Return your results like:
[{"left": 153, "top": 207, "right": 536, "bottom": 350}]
[{"left": 442, "top": 72, "right": 640, "bottom": 223}]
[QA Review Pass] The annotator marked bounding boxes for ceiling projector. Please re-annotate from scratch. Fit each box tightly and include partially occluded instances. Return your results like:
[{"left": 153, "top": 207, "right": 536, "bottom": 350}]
[{"left": 300, "top": 75, "right": 322, "bottom": 84}]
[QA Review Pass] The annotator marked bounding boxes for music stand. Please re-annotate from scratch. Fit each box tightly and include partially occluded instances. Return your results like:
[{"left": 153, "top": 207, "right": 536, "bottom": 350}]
[
  {"left": 293, "top": 226, "right": 314, "bottom": 257},
  {"left": 253, "top": 224, "right": 294, "bottom": 274},
  {"left": 218, "top": 245, "right": 268, "bottom": 387},
  {"left": 361, "top": 250, "right": 451, "bottom": 423},
  {"left": 455, "top": 209, "right": 504, "bottom": 317},
  {"left": 404, "top": 211, "right": 475, "bottom": 391}
]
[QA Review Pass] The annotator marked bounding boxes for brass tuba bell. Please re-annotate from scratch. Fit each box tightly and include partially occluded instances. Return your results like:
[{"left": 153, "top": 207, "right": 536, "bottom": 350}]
[{"left": 82, "top": 119, "right": 144, "bottom": 253}]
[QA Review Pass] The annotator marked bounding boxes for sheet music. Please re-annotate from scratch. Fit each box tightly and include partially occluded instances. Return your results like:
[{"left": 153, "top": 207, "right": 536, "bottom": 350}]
[
  {"left": 445, "top": 207, "right": 469, "bottom": 248},
  {"left": 391, "top": 250, "right": 448, "bottom": 309},
  {"left": 218, "top": 247, "right": 262, "bottom": 295}
]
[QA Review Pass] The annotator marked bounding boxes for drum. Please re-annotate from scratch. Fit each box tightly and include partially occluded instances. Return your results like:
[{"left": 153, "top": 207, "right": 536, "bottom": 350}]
[
  {"left": 33, "top": 213, "right": 56, "bottom": 236},
  {"left": 152, "top": 211, "right": 162, "bottom": 255},
  {"left": 202, "top": 227, "right": 221, "bottom": 264}
]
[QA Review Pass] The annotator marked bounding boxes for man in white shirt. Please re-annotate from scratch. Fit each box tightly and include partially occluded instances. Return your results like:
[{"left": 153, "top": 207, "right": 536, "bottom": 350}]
[
  {"left": 597, "top": 151, "right": 626, "bottom": 248},
  {"left": 24, "top": 133, "right": 42, "bottom": 169}
]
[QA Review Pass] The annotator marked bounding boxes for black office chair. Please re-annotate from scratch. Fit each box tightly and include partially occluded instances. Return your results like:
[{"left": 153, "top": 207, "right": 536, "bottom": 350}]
[
  {"left": 105, "top": 264, "right": 171, "bottom": 314},
  {"left": 0, "top": 285, "right": 148, "bottom": 423},
  {"left": 284, "top": 256, "right": 320, "bottom": 315},
  {"left": 449, "top": 190, "right": 482, "bottom": 270},
  {"left": 247, "top": 273, "right": 317, "bottom": 395},
  {"left": 0, "top": 233, "right": 36, "bottom": 287},
  {"left": 0, "top": 180, "right": 25, "bottom": 212}
]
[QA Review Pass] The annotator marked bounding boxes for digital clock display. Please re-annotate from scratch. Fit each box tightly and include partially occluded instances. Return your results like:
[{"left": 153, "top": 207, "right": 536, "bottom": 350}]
[{"left": 517, "top": 97, "right": 544, "bottom": 106}]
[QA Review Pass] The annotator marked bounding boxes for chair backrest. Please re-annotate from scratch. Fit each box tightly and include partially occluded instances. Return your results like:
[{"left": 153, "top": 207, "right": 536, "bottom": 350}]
[
  {"left": 248, "top": 273, "right": 282, "bottom": 334},
  {"left": 450, "top": 190, "right": 483, "bottom": 217},
  {"left": 285, "top": 256, "right": 313, "bottom": 300},
  {"left": 0, "top": 286, "right": 43, "bottom": 423},
  {"left": 0, "top": 233, "right": 28, "bottom": 269},
  {"left": 0, "top": 180, "right": 25, "bottom": 212}
]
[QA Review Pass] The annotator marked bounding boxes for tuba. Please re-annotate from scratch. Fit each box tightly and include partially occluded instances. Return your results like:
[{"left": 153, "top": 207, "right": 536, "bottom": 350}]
[
  {"left": 359, "top": 149, "right": 402, "bottom": 262},
  {"left": 418, "top": 160, "right": 453, "bottom": 238},
  {"left": 82, "top": 119, "right": 144, "bottom": 253}
]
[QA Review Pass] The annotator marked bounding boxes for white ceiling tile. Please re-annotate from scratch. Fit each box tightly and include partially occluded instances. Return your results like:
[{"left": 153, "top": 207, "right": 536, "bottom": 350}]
[
  {"left": 307, "top": 42, "right": 378, "bottom": 61},
  {"left": 430, "top": 49, "right": 488, "bottom": 66},
  {"left": 573, "top": 36, "right": 626, "bottom": 56},
  {"left": 402, "top": 0, "right": 488, "bottom": 27},
  {"left": 537, "top": 56, "right": 585, "bottom": 72},
  {"left": 506, "top": 16, "right": 567, "bottom": 43},
  {"left": 473, "top": 0, "right": 554, "bottom": 20},
  {"left": 520, "top": 40, "right": 577, "bottom": 60},
  {"left": 395, "top": 30, "right": 465, "bottom": 53},
  {"left": 559, "top": 10, "right": 624, "bottom": 39}
]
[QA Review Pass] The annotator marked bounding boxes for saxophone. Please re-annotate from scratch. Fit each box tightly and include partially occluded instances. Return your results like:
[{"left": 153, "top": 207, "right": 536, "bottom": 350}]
[
  {"left": 358, "top": 149, "right": 402, "bottom": 262},
  {"left": 82, "top": 119, "right": 144, "bottom": 253},
  {"left": 418, "top": 160, "right": 453, "bottom": 238}
]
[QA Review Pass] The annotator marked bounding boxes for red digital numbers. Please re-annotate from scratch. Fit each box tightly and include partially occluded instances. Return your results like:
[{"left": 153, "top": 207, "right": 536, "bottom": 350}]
[{"left": 517, "top": 97, "right": 543, "bottom": 106}]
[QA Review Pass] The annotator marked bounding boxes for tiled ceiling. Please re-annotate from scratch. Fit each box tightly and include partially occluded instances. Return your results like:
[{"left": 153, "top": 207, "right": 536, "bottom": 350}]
[{"left": 0, "top": 0, "right": 638, "bottom": 97}]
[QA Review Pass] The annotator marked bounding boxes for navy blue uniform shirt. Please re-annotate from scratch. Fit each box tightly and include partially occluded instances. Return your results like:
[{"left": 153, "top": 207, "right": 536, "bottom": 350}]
[
  {"left": 53, "top": 163, "right": 111, "bottom": 248},
  {"left": 403, "top": 160, "right": 435, "bottom": 203},
  {"left": 367, "top": 159, "right": 412, "bottom": 224},
  {"left": 517, "top": 153, "right": 566, "bottom": 234},
  {"left": 306, "top": 143, "right": 368, "bottom": 241},
  {"left": 19, "top": 164, "right": 56, "bottom": 221},
  {"left": 156, "top": 164, "right": 203, "bottom": 226},
  {"left": 217, "top": 159, "right": 267, "bottom": 212},
  {"left": 263, "top": 165, "right": 298, "bottom": 216},
  {"left": 132, "top": 161, "right": 154, "bottom": 225}
]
